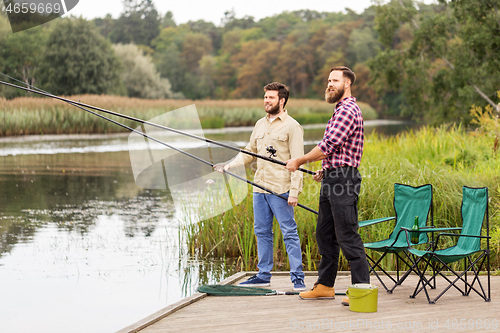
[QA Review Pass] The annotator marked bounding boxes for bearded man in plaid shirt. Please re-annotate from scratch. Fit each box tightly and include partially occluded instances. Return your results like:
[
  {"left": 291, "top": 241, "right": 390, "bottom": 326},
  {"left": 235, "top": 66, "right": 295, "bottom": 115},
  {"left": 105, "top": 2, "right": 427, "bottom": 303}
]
[{"left": 285, "top": 66, "right": 369, "bottom": 303}]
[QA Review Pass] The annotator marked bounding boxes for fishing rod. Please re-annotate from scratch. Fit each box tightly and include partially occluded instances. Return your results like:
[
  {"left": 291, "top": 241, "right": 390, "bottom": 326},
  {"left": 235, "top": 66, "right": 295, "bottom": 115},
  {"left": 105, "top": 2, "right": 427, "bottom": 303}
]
[
  {"left": 0, "top": 73, "right": 316, "bottom": 176},
  {"left": 0, "top": 79, "right": 318, "bottom": 215}
]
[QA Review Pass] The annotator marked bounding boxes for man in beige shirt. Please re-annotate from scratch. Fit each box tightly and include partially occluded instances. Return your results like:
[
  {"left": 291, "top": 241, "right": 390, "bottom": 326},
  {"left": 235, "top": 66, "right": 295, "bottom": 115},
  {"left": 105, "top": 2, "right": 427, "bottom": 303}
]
[{"left": 215, "top": 82, "right": 306, "bottom": 290}]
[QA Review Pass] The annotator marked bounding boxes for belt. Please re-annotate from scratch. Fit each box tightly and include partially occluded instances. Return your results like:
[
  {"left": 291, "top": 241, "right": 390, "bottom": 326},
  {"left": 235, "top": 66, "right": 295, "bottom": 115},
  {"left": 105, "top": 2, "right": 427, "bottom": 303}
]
[
  {"left": 323, "top": 165, "right": 356, "bottom": 178},
  {"left": 325, "top": 165, "right": 347, "bottom": 170}
]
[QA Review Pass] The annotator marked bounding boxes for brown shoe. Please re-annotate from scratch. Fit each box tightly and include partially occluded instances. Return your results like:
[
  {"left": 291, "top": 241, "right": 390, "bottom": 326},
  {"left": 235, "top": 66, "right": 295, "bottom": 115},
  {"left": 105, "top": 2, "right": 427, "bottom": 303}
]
[
  {"left": 299, "top": 283, "right": 335, "bottom": 300},
  {"left": 341, "top": 297, "right": 349, "bottom": 306}
]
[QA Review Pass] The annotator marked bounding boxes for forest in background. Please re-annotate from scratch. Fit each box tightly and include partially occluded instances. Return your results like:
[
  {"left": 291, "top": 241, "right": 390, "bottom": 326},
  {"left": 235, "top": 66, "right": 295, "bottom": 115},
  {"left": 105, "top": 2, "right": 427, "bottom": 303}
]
[{"left": 0, "top": 0, "right": 499, "bottom": 123}]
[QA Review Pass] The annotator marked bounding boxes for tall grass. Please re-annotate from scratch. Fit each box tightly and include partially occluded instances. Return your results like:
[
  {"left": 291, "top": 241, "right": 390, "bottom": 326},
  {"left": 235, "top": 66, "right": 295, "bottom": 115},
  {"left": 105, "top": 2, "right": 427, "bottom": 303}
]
[
  {"left": 0, "top": 95, "right": 377, "bottom": 136},
  {"left": 184, "top": 125, "right": 500, "bottom": 272}
]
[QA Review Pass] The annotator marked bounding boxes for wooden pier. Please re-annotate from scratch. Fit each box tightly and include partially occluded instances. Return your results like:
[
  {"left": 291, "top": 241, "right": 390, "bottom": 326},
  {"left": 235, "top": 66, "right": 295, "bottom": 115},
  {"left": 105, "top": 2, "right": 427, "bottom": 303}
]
[{"left": 118, "top": 272, "right": 499, "bottom": 332}]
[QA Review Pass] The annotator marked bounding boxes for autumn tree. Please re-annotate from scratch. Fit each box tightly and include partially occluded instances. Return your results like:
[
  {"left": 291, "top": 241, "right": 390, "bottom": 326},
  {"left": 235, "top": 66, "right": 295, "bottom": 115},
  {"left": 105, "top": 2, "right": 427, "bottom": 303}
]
[
  {"left": 272, "top": 27, "right": 315, "bottom": 97},
  {"left": 230, "top": 39, "right": 280, "bottom": 98}
]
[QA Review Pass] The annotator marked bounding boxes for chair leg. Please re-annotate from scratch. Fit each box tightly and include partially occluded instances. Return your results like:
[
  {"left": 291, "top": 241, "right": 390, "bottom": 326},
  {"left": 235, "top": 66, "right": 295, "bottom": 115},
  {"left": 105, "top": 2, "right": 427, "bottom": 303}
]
[
  {"left": 396, "top": 255, "right": 400, "bottom": 284},
  {"left": 366, "top": 252, "right": 398, "bottom": 293},
  {"left": 388, "top": 252, "right": 420, "bottom": 293},
  {"left": 409, "top": 255, "right": 436, "bottom": 304},
  {"left": 429, "top": 254, "right": 489, "bottom": 303},
  {"left": 462, "top": 255, "right": 490, "bottom": 301},
  {"left": 431, "top": 260, "right": 436, "bottom": 289},
  {"left": 464, "top": 258, "right": 468, "bottom": 295},
  {"left": 367, "top": 258, "right": 388, "bottom": 291}
]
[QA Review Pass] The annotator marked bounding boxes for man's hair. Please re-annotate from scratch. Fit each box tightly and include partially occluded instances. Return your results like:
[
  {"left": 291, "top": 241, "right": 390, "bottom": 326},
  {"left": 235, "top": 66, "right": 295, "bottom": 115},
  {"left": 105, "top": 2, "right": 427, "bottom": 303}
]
[
  {"left": 263, "top": 82, "right": 290, "bottom": 107},
  {"left": 330, "top": 66, "right": 356, "bottom": 85}
]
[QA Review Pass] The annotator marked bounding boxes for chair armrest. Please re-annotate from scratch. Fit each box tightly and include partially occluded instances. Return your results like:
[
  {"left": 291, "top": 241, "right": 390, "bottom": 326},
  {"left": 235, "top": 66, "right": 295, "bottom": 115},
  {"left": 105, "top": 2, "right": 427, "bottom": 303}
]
[
  {"left": 399, "top": 227, "right": 462, "bottom": 250},
  {"left": 359, "top": 216, "right": 396, "bottom": 228},
  {"left": 401, "top": 227, "right": 462, "bottom": 234},
  {"left": 438, "top": 232, "right": 491, "bottom": 239},
  {"left": 436, "top": 233, "right": 491, "bottom": 240},
  {"left": 434, "top": 233, "right": 491, "bottom": 250}
]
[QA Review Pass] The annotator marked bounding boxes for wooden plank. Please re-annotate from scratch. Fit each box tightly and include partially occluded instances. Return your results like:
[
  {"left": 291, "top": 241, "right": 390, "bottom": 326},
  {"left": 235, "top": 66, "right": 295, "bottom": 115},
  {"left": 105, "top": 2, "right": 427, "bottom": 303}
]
[
  {"left": 119, "top": 272, "right": 499, "bottom": 333},
  {"left": 116, "top": 272, "right": 248, "bottom": 333}
]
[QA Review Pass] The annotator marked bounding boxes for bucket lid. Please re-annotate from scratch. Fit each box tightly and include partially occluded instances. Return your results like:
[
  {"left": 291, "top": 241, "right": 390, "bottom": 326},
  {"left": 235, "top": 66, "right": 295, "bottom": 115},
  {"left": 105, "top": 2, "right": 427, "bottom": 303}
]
[{"left": 349, "top": 283, "right": 378, "bottom": 289}]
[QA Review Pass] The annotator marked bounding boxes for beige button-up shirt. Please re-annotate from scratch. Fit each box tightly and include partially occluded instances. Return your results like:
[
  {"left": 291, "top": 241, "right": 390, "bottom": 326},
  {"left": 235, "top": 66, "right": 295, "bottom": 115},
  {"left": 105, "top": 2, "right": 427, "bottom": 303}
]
[{"left": 228, "top": 110, "right": 304, "bottom": 198}]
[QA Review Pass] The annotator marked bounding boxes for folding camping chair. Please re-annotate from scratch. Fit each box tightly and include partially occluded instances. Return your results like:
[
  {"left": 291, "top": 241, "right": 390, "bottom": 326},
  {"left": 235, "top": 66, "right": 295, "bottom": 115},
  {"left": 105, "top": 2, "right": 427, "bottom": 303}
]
[
  {"left": 405, "top": 186, "right": 491, "bottom": 304},
  {"left": 360, "top": 183, "right": 434, "bottom": 293}
]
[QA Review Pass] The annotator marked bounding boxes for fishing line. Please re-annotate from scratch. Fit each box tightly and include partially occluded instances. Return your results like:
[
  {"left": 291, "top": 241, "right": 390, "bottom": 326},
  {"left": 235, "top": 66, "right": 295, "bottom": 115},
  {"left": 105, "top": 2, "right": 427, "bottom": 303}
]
[
  {"left": 0, "top": 78, "right": 318, "bottom": 214},
  {"left": 0, "top": 73, "right": 316, "bottom": 175}
]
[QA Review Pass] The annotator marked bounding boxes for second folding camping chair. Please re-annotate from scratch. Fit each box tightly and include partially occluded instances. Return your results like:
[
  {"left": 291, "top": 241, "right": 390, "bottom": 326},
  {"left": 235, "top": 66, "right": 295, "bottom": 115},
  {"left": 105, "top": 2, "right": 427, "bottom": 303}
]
[
  {"left": 405, "top": 186, "right": 491, "bottom": 304},
  {"left": 360, "top": 183, "right": 434, "bottom": 293}
]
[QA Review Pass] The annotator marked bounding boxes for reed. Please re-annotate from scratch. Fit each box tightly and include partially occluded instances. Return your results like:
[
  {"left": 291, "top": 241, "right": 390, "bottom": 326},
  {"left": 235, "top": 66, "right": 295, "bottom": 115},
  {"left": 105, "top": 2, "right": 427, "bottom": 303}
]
[
  {"left": 184, "top": 125, "right": 500, "bottom": 272},
  {"left": 0, "top": 95, "right": 377, "bottom": 136}
]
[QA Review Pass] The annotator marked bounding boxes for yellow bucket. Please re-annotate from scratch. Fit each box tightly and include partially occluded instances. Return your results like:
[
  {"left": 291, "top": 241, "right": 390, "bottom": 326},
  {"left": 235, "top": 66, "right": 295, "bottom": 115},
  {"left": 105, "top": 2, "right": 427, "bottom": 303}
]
[{"left": 346, "top": 283, "right": 378, "bottom": 313}]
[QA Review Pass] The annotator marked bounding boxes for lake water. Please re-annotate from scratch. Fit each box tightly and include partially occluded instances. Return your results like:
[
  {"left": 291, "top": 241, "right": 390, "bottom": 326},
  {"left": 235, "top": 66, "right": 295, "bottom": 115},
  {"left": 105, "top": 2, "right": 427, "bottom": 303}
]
[{"left": 0, "top": 120, "right": 414, "bottom": 333}]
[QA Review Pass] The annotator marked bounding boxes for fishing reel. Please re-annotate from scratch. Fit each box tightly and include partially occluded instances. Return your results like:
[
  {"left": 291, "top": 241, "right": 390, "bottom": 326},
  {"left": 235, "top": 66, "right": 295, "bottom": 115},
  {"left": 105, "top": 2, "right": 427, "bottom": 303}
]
[{"left": 266, "top": 145, "right": 277, "bottom": 158}]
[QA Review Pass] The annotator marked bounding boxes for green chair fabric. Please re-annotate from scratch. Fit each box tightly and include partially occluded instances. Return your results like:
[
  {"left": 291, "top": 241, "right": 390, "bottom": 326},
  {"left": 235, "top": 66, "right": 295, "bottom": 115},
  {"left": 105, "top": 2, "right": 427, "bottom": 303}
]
[
  {"left": 361, "top": 183, "right": 434, "bottom": 293},
  {"left": 407, "top": 186, "right": 491, "bottom": 304}
]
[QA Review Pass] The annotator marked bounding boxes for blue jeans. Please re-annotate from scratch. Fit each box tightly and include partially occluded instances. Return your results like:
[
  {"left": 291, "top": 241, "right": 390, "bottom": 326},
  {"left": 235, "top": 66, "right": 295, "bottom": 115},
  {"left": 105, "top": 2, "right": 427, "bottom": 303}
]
[{"left": 253, "top": 192, "right": 304, "bottom": 282}]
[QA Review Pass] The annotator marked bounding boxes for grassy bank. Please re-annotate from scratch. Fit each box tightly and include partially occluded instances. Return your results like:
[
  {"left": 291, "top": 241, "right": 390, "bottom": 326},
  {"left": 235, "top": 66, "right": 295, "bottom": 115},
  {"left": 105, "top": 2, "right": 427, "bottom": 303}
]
[
  {"left": 184, "top": 125, "right": 500, "bottom": 272},
  {"left": 0, "top": 95, "right": 377, "bottom": 136}
]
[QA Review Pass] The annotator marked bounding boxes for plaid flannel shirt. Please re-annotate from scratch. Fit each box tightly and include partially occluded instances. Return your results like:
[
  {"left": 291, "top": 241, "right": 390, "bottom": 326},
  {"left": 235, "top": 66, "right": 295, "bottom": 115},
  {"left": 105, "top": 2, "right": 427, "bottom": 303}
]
[{"left": 318, "top": 96, "right": 364, "bottom": 169}]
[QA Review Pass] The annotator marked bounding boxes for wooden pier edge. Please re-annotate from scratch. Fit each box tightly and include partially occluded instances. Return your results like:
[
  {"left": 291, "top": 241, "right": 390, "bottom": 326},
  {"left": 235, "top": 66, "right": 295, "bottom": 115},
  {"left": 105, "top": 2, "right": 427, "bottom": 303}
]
[
  {"left": 116, "top": 270, "right": 348, "bottom": 333},
  {"left": 116, "top": 271, "right": 251, "bottom": 333}
]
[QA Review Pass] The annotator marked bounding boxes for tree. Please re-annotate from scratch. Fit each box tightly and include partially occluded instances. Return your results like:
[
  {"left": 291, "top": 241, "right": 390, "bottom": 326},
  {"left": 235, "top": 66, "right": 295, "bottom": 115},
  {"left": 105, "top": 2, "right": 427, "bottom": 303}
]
[
  {"left": 258, "top": 12, "right": 302, "bottom": 42},
  {"left": 353, "top": 63, "right": 379, "bottom": 109},
  {"left": 93, "top": 14, "right": 115, "bottom": 39},
  {"left": 108, "top": 0, "right": 160, "bottom": 46},
  {"left": 197, "top": 55, "right": 217, "bottom": 98},
  {"left": 152, "top": 26, "right": 189, "bottom": 93},
  {"left": 272, "top": 28, "right": 315, "bottom": 97},
  {"left": 113, "top": 43, "right": 173, "bottom": 99},
  {"left": 0, "top": 26, "right": 47, "bottom": 95},
  {"left": 161, "top": 11, "right": 176, "bottom": 28},
  {"left": 145, "top": 6, "right": 382, "bottom": 104},
  {"left": 40, "top": 18, "right": 121, "bottom": 96},
  {"left": 181, "top": 33, "right": 213, "bottom": 70},
  {"left": 347, "top": 26, "right": 381, "bottom": 64},
  {"left": 230, "top": 39, "right": 280, "bottom": 98},
  {"left": 152, "top": 25, "right": 214, "bottom": 99},
  {"left": 180, "top": 33, "right": 213, "bottom": 99},
  {"left": 221, "top": 9, "right": 255, "bottom": 32},
  {"left": 369, "top": 0, "right": 500, "bottom": 122},
  {"left": 186, "top": 20, "right": 221, "bottom": 51}
]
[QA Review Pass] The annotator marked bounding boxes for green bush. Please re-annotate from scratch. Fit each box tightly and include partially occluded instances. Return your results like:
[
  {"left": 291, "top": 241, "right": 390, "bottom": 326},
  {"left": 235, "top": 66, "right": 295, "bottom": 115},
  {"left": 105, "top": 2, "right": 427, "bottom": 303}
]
[{"left": 200, "top": 116, "right": 225, "bottom": 129}]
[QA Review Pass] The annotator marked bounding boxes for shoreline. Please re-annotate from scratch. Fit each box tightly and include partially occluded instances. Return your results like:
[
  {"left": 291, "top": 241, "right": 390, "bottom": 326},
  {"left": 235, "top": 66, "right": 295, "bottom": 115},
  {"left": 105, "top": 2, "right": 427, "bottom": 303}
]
[{"left": 0, "top": 119, "right": 410, "bottom": 143}]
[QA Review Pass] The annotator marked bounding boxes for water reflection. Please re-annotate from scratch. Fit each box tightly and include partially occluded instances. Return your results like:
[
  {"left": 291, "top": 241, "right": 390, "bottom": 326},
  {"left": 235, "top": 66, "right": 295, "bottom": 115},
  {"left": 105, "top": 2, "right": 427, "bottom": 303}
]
[{"left": 0, "top": 122, "right": 415, "bottom": 332}]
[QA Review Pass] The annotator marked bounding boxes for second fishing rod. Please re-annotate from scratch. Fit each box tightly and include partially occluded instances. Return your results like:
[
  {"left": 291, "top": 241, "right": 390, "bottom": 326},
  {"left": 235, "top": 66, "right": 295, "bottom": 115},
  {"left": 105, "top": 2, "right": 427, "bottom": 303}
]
[{"left": 0, "top": 74, "right": 316, "bottom": 176}]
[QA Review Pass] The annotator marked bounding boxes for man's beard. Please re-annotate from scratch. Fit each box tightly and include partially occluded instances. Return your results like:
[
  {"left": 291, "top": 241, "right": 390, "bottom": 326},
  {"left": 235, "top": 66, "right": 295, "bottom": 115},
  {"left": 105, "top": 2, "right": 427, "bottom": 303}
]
[
  {"left": 265, "top": 102, "right": 280, "bottom": 115},
  {"left": 325, "top": 85, "right": 345, "bottom": 104}
]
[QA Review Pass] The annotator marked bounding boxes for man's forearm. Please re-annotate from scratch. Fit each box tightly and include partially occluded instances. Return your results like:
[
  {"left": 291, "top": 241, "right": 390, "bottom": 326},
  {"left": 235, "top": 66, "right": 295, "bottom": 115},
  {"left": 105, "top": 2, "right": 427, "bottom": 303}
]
[{"left": 296, "top": 146, "right": 327, "bottom": 166}]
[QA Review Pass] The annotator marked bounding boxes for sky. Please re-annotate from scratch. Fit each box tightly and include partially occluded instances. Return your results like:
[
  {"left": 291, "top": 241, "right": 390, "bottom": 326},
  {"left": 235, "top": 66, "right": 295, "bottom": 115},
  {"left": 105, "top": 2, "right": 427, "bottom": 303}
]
[{"left": 68, "top": 0, "right": 377, "bottom": 25}]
